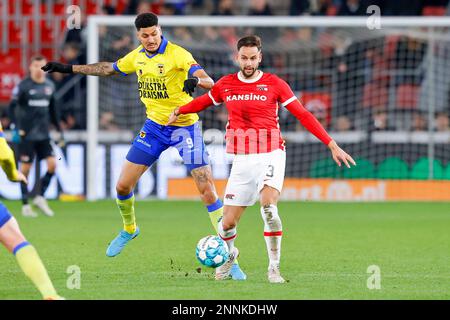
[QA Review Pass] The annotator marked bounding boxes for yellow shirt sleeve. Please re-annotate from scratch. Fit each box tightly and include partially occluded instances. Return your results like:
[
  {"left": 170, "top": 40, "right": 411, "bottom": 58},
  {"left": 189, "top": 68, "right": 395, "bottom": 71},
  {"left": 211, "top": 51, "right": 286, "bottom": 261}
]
[
  {"left": 113, "top": 46, "right": 141, "bottom": 75},
  {"left": 175, "top": 47, "right": 202, "bottom": 76},
  {"left": 0, "top": 138, "right": 19, "bottom": 182}
]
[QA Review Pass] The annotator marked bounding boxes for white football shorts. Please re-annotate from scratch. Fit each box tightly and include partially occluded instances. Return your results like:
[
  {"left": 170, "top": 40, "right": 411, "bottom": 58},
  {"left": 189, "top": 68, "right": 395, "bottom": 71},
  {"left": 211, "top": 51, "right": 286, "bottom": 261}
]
[{"left": 223, "top": 149, "right": 286, "bottom": 207}]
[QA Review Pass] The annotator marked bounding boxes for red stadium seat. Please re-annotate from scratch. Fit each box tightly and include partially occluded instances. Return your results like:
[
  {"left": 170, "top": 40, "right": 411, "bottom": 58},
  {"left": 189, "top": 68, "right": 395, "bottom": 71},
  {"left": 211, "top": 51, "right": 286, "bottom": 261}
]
[
  {"left": 326, "top": 5, "right": 338, "bottom": 16},
  {"left": 40, "top": 48, "right": 55, "bottom": 61},
  {"left": 396, "top": 84, "right": 420, "bottom": 109},
  {"left": 422, "top": 6, "right": 447, "bottom": 16},
  {"left": 53, "top": 3, "right": 66, "bottom": 15},
  {"left": 362, "top": 83, "right": 388, "bottom": 109},
  {"left": 8, "top": 21, "right": 21, "bottom": 44},
  {"left": 115, "top": 0, "right": 129, "bottom": 14},
  {"left": 40, "top": 20, "right": 54, "bottom": 43},
  {"left": 384, "top": 35, "right": 400, "bottom": 68},
  {"left": 7, "top": 0, "right": 15, "bottom": 15},
  {"left": 86, "top": 0, "right": 99, "bottom": 14},
  {"left": 0, "top": 49, "right": 24, "bottom": 103},
  {"left": 22, "top": 3, "right": 33, "bottom": 15}
]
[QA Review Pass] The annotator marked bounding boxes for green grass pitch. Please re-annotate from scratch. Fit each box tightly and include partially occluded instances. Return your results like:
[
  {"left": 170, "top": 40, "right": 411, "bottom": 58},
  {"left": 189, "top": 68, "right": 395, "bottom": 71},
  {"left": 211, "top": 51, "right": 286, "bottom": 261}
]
[{"left": 0, "top": 200, "right": 449, "bottom": 300}]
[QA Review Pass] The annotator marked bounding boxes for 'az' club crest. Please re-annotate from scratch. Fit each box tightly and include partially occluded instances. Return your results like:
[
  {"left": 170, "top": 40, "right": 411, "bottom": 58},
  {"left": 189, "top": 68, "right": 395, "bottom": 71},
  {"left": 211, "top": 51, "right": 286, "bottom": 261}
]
[
  {"left": 157, "top": 64, "right": 164, "bottom": 75},
  {"left": 257, "top": 84, "right": 268, "bottom": 91},
  {"left": 139, "top": 131, "right": 146, "bottom": 138}
]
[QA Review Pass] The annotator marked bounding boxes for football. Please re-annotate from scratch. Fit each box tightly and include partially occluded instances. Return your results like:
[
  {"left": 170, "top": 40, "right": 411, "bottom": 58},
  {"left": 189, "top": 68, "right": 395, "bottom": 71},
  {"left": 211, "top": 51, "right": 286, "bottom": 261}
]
[{"left": 195, "top": 235, "right": 229, "bottom": 268}]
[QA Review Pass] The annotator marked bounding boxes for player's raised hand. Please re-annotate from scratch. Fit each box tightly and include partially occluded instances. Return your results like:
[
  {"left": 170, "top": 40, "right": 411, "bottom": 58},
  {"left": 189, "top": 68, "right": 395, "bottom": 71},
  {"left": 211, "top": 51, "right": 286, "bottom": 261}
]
[
  {"left": 328, "top": 140, "right": 356, "bottom": 168},
  {"left": 167, "top": 107, "right": 180, "bottom": 126},
  {"left": 183, "top": 77, "right": 199, "bottom": 96},
  {"left": 41, "top": 62, "right": 73, "bottom": 74}
]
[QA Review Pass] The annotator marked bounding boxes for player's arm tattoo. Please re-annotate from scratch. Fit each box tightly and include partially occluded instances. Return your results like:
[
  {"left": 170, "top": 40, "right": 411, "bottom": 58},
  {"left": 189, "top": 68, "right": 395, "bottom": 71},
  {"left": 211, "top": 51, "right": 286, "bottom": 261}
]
[{"left": 73, "top": 62, "right": 118, "bottom": 76}]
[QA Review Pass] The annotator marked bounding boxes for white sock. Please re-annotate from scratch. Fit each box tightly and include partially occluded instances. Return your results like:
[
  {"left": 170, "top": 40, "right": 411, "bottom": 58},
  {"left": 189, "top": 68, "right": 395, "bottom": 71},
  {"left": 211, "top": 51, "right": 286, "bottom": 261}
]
[
  {"left": 260, "top": 204, "right": 282, "bottom": 268},
  {"left": 217, "top": 218, "right": 237, "bottom": 253}
]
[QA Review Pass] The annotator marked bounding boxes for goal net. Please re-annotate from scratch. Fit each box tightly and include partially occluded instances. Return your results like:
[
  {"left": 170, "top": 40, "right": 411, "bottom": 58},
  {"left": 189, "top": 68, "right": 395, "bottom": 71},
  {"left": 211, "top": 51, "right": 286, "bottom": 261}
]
[{"left": 86, "top": 16, "right": 450, "bottom": 201}]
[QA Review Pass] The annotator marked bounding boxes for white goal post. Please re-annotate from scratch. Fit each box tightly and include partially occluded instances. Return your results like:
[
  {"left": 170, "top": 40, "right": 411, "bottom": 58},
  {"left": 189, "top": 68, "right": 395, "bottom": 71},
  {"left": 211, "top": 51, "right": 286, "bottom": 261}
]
[{"left": 86, "top": 16, "right": 450, "bottom": 201}]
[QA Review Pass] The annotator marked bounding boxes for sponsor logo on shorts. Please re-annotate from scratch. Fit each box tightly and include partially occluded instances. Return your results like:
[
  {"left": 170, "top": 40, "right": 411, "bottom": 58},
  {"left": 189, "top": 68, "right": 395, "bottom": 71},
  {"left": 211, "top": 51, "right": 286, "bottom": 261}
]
[
  {"left": 225, "top": 194, "right": 235, "bottom": 200},
  {"left": 139, "top": 131, "right": 146, "bottom": 138},
  {"left": 136, "top": 138, "right": 151, "bottom": 148}
]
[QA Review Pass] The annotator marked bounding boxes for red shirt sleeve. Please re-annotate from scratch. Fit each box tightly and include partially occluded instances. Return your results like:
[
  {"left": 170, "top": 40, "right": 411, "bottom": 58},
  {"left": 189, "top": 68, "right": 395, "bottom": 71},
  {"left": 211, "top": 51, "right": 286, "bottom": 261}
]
[
  {"left": 178, "top": 93, "right": 214, "bottom": 114},
  {"left": 275, "top": 76, "right": 297, "bottom": 107},
  {"left": 284, "top": 99, "right": 332, "bottom": 146},
  {"left": 207, "top": 77, "right": 224, "bottom": 106},
  {"left": 275, "top": 76, "right": 332, "bottom": 145}
]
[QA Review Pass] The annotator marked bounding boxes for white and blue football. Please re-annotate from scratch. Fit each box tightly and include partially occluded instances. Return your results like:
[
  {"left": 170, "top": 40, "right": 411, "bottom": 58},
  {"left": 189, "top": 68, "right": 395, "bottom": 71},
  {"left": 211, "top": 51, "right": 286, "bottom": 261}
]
[{"left": 196, "top": 235, "right": 229, "bottom": 268}]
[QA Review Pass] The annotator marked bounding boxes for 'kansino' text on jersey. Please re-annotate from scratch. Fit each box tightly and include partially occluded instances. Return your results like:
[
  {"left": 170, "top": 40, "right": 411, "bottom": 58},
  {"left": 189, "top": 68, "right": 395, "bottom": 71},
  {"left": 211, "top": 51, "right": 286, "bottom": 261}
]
[{"left": 208, "top": 71, "right": 297, "bottom": 154}]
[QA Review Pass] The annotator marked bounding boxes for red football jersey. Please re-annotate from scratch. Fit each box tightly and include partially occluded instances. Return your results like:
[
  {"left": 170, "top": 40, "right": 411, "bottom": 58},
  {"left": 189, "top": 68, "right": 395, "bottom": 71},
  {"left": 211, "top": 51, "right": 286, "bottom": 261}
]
[{"left": 208, "top": 71, "right": 297, "bottom": 154}]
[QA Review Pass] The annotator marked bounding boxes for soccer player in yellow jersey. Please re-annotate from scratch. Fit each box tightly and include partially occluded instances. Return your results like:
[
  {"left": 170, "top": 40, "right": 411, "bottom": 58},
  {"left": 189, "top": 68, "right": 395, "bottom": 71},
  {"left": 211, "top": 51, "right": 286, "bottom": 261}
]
[
  {"left": 0, "top": 124, "right": 63, "bottom": 299},
  {"left": 42, "top": 12, "right": 246, "bottom": 279}
]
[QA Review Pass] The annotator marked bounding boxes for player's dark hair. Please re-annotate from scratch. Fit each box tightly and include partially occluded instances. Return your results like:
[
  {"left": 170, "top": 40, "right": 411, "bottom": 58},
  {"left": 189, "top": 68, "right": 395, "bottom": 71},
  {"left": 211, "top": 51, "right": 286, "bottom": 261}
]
[
  {"left": 30, "top": 54, "right": 46, "bottom": 63},
  {"left": 237, "top": 35, "right": 262, "bottom": 51},
  {"left": 135, "top": 12, "right": 158, "bottom": 30}
]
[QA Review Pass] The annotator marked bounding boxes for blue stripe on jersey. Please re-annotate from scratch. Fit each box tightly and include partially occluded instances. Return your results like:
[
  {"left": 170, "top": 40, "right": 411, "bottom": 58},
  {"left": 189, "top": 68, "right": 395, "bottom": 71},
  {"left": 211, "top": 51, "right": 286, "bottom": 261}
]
[
  {"left": 0, "top": 132, "right": 4, "bottom": 138},
  {"left": 113, "top": 62, "right": 128, "bottom": 76},
  {"left": 188, "top": 64, "right": 203, "bottom": 78}
]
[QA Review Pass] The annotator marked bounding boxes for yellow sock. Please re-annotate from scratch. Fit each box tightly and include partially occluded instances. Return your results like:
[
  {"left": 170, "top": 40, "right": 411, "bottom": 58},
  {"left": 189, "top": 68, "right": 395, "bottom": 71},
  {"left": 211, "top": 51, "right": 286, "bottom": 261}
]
[
  {"left": 207, "top": 199, "right": 223, "bottom": 233},
  {"left": 14, "top": 242, "right": 58, "bottom": 299},
  {"left": 207, "top": 199, "right": 239, "bottom": 264},
  {"left": 117, "top": 192, "right": 136, "bottom": 234}
]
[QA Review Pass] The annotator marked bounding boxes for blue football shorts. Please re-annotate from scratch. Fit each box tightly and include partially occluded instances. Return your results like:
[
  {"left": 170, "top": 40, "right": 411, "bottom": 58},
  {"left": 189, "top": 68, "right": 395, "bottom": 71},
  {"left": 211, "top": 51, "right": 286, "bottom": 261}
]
[
  {"left": 126, "top": 119, "right": 210, "bottom": 172},
  {"left": 0, "top": 202, "right": 12, "bottom": 228}
]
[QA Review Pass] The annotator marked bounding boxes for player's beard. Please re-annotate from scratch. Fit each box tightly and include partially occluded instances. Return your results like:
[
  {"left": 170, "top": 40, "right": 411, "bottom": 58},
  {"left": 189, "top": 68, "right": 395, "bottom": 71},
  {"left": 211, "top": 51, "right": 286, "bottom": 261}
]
[{"left": 241, "top": 66, "right": 257, "bottom": 78}]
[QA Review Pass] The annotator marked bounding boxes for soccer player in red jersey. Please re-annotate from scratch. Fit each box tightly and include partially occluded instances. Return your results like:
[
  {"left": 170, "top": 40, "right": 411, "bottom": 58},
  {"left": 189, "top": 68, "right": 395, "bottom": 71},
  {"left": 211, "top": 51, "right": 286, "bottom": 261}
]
[{"left": 167, "top": 35, "right": 355, "bottom": 283}]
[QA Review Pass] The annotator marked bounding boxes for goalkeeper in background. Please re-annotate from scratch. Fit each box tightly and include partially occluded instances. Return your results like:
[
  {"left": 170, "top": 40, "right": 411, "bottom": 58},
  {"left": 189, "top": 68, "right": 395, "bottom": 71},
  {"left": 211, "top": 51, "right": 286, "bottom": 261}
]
[
  {"left": 41, "top": 12, "right": 246, "bottom": 280},
  {"left": 0, "top": 123, "right": 63, "bottom": 300}
]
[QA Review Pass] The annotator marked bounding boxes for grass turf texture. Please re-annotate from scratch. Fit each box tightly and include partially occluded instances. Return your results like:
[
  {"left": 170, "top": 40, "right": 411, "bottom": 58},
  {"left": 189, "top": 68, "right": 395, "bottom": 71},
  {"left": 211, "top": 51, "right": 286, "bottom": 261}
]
[{"left": 0, "top": 200, "right": 449, "bottom": 300}]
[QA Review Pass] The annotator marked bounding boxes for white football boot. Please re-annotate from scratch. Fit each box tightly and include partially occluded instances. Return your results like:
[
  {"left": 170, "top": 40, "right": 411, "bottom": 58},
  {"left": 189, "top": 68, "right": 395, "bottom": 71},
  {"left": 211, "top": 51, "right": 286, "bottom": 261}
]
[
  {"left": 33, "top": 195, "right": 54, "bottom": 217},
  {"left": 22, "top": 204, "right": 38, "bottom": 217},
  {"left": 268, "top": 264, "right": 286, "bottom": 283},
  {"left": 215, "top": 247, "right": 239, "bottom": 280}
]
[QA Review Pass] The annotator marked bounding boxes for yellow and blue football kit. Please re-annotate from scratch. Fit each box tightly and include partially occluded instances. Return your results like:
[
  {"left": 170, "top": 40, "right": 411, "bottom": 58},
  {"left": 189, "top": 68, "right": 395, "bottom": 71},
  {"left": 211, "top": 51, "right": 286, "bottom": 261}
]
[
  {"left": 0, "top": 123, "right": 61, "bottom": 299},
  {"left": 0, "top": 123, "right": 16, "bottom": 227},
  {"left": 106, "top": 36, "right": 229, "bottom": 262},
  {"left": 112, "top": 36, "right": 209, "bottom": 172}
]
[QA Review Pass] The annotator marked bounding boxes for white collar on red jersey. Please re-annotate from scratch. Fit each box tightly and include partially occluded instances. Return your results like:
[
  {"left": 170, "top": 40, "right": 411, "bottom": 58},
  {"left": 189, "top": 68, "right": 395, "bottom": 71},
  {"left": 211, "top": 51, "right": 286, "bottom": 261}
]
[{"left": 237, "top": 70, "right": 264, "bottom": 83}]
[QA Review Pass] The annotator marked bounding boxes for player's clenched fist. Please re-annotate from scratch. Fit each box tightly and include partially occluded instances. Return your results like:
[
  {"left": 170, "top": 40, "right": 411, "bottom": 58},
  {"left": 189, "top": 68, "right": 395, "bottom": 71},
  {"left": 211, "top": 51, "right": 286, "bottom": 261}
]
[
  {"left": 183, "top": 77, "right": 199, "bottom": 96},
  {"left": 41, "top": 62, "right": 73, "bottom": 74}
]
